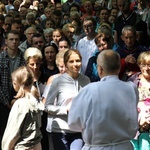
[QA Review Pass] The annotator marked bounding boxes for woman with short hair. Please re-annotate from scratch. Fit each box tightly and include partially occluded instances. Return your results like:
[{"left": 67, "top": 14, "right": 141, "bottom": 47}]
[
  {"left": 24, "top": 47, "right": 49, "bottom": 150},
  {"left": 85, "top": 29, "right": 118, "bottom": 82},
  {"left": 128, "top": 51, "right": 150, "bottom": 150}
]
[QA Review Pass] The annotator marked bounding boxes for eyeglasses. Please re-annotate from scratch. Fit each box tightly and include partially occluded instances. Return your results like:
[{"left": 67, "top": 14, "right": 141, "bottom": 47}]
[{"left": 140, "top": 64, "right": 150, "bottom": 68}]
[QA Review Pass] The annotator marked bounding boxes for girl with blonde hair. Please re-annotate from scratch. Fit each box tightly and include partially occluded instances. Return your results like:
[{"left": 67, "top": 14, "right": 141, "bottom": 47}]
[{"left": 2, "top": 66, "right": 43, "bottom": 150}]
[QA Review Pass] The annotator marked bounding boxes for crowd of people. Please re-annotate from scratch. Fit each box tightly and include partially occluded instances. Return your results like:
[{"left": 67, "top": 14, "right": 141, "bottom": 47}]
[{"left": 0, "top": 0, "right": 150, "bottom": 150}]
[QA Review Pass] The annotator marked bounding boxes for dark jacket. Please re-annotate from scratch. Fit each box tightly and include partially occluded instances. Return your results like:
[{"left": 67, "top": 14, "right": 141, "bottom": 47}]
[{"left": 116, "top": 42, "right": 149, "bottom": 80}]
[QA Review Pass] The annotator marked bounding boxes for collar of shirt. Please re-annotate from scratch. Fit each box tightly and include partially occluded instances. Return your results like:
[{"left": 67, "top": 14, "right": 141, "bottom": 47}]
[
  {"left": 101, "top": 75, "right": 119, "bottom": 81},
  {"left": 122, "top": 11, "right": 134, "bottom": 21}
]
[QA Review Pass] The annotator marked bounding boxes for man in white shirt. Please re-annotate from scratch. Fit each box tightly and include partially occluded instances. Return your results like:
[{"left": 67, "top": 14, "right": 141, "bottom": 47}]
[
  {"left": 68, "top": 50, "right": 139, "bottom": 150},
  {"left": 76, "top": 16, "right": 98, "bottom": 74}
]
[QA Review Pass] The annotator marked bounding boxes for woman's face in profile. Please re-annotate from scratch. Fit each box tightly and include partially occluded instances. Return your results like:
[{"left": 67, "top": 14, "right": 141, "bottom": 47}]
[
  {"left": 57, "top": 59, "right": 66, "bottom": 74},
  {"left": 12, "top": 81, "right": 19, "bottom": 92}
]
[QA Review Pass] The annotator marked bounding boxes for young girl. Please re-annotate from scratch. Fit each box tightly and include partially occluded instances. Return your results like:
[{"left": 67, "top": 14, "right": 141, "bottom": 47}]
[
  {"left": 51, "top": 28, "right": 64, "bottom": 46},
  {"left": 58, "top": 36, "right": 71, "bottom": 51},
  {"left": 45, "top": 49, "right": 90, "bottom": 150},
  {"left": 2, "top": 66, "right": 44, "bottom": 150}
]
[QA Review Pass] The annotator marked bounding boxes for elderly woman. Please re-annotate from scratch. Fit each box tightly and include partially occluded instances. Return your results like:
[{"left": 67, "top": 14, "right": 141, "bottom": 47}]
[
  {"left": 128, "top": 51, "right": 150, "bottom": 150},
  {"left": 25, "top": 12, "right": 38, "bottom": 28},
  {"left": 24, "top": 47, "right": 45, "bottom": 92},
  {"left": 24, "top": 47, "right": 49, "bottom": 150},
  {"left": 45, "top": 49, "right": 90, "bottom": 150},
  {"left": 44, "top": 28, "right": 54, "bottom": 44},
  {"left": 11, "top": 47, "right": 44, "bottom": 105}
]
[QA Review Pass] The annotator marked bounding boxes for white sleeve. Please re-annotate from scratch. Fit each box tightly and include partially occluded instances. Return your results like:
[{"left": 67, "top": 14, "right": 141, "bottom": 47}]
[
  {"left": 2, "top": 100, "right": 26, "bottom": 150},
  {"left": 45, "top": 79, "right": 68, "bottom": 115},
  {"left": 42, "top": 84, "right": 51, "bottom": 99},
  {"left": 68, "top": 86, "right": 92, "bottom": 132}
]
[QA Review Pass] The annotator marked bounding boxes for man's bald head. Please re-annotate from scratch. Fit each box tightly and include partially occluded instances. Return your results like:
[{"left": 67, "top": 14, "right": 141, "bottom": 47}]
[{"left": 97, "top": 50, "right": 121, "bottom": 77}]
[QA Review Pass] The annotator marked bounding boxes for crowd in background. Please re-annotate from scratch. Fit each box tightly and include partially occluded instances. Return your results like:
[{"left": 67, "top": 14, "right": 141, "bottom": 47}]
[{"left": 0, "top": 0, "right": 150, "bottom": 150}]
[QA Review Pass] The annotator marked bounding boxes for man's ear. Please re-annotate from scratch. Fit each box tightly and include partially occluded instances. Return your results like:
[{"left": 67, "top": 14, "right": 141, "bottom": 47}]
[
  {"left": 97, "top": 65, "right": 103, "bottom": 78},
  {"left": 135, "top": 31, "right": 140, "bottom": 40},
  {"left": 5, "top": 38, "right": 7, "bottom": 45},
  {"left": 121, "top": 35, "right": 124, "bottom": 41}
]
